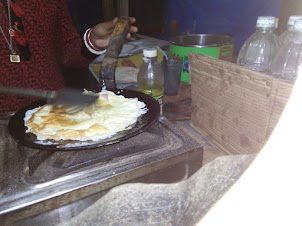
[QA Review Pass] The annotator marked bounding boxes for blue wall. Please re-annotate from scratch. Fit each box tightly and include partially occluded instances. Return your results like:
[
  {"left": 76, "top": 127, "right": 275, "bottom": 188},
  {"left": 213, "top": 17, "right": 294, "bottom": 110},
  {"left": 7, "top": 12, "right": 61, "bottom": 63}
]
[{"left": 165, "top": 0, "right": 282, "bottom": 55}]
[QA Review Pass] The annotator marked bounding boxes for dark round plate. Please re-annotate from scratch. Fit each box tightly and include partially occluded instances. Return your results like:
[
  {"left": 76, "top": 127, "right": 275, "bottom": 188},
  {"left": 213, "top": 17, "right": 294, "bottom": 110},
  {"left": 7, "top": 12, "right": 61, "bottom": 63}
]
[{"left": 8, "top": 89, "right": 160, "bottom": 151}]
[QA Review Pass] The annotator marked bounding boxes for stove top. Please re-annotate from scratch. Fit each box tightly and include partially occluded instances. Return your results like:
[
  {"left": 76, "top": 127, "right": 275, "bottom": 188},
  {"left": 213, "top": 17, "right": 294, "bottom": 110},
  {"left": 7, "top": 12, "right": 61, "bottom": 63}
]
[{"left": 0, "top": 116, "right": 203, "bottom": 216}]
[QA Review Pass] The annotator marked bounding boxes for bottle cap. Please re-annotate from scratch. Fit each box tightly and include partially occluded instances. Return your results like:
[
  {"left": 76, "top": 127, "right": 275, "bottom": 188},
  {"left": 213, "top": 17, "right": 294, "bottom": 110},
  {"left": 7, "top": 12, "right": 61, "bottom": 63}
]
[
  {"left": 293, "top": 19, "right": 302, "bottom": 32},
  {"left": 143, "top": 48, "right": 157, "bottom": 57},
  {"left": 288, "top": 15, "right": 302, "bottom": 26},
  {"left": 256, "top": 16, "right": 276, "bottom": 28}
]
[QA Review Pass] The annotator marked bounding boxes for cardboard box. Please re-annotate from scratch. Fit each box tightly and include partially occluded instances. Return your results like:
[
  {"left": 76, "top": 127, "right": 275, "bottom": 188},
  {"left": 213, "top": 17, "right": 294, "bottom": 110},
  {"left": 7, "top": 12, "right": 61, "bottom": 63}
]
[{"left": 188, "top": 52, "right": 294, "bottom": 155}]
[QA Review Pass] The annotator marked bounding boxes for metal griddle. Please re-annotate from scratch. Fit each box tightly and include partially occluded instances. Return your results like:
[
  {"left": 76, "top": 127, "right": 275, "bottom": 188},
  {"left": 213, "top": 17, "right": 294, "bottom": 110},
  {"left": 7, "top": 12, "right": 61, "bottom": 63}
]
[{"left": 7, "top": 89, "right": 160, "bottom": 150}]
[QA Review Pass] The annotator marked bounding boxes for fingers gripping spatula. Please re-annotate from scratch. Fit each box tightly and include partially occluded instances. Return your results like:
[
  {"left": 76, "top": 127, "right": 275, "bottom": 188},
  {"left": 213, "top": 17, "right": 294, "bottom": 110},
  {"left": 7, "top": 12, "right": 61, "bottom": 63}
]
[
  {"left": 0, "top": 86, "right": 98, "bottom": 106},
  {"left": 98, "top": 16, "right": 130, "bottom": 90}
]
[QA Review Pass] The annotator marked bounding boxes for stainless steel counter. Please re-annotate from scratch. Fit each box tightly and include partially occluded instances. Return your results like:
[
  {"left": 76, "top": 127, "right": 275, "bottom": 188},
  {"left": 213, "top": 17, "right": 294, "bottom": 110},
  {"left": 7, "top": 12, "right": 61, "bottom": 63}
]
[{"left": 0, "top": 115, "right": 204, "bottom": 225}]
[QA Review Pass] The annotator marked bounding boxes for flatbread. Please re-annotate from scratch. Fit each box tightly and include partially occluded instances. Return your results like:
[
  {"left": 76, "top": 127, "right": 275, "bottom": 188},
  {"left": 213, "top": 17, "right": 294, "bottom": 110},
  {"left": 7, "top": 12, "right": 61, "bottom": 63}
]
[{"left": 24, "top": 90, "right": 147, "bottom": 141}]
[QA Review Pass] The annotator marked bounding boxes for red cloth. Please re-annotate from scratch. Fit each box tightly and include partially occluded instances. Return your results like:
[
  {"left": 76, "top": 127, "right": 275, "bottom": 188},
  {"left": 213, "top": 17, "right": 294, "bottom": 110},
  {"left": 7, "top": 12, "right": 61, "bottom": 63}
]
[{"left": 0, "top": 0, "right": 93, "bottom": 114}]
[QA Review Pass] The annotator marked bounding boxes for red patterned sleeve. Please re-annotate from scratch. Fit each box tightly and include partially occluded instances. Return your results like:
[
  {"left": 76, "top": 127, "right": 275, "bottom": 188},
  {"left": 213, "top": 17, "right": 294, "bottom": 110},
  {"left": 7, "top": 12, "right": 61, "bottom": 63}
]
[{"left": 57, "top": 0, "right": 96, "bottom": 68}]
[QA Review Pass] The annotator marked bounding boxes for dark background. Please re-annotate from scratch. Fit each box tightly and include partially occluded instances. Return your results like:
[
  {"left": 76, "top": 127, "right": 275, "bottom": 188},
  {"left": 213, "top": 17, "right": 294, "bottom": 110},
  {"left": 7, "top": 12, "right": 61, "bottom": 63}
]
[
  {"left": 63, "top": 0, "right": 302, "bottom": 88},
  {"left": 65, "top": 0, "right": 302, "bottom": 55}
]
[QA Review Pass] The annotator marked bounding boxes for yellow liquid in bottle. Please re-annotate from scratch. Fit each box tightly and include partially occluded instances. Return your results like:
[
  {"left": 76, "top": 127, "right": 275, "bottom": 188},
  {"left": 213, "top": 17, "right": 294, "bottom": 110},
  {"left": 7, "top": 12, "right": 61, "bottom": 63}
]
[{"left": 138, "top": 86, "right": 164, "bottom": 100}]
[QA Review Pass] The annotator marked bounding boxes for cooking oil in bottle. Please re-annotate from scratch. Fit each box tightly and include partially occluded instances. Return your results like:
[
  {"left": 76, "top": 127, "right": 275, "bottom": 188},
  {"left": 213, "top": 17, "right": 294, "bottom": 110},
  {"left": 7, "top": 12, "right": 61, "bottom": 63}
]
[
  {"left": 138, "top": 86, "right": 164, "bottom": 100},
  {"left": 137, "top": 48, "right": 164, "bottom": 114}
]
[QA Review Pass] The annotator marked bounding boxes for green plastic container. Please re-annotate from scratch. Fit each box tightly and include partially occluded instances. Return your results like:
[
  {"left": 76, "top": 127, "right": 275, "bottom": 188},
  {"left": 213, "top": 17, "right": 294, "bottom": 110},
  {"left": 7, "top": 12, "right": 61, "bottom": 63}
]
[{"left": 170, "top": 34, "right": 235, "bottom": 83}]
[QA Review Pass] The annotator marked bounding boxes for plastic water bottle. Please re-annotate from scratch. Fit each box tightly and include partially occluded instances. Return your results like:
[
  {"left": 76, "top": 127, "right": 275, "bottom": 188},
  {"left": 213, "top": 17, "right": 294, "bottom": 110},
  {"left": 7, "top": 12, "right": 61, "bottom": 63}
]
[
  {"left": 138, "top": 48, "right": 164, "bottom": 113},
  {"left": 237, "top": 16, "right": 280, "bottom": 73},
  {"left": 271, "top": 19, "right": 302, "bottom": 82},
  {"left": 278, "top": 15, "right": 302, "bottom": 47}
]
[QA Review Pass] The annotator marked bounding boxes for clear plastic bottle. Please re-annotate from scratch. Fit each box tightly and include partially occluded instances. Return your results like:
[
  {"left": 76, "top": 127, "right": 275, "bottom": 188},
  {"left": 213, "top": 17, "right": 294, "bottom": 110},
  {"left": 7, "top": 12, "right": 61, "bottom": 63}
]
[
  {"left": 271, "top": 19, "right": 302, "bottom": 81},
  {"left": 278, "top": 15, "right": 302, "bottom": 47},
  {"left": 237, "top": 16, "right": 280, "bottom": 73},
  {"left": 137, "top": 48, "right": 164, "bottom": 112}
]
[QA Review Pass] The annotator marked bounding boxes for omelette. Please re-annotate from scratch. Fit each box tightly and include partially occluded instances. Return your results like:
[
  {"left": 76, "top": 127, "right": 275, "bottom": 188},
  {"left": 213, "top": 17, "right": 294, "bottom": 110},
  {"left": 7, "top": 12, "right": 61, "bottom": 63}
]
[{"left": 24, "top": 90, "right": 147, "bottom": 141}]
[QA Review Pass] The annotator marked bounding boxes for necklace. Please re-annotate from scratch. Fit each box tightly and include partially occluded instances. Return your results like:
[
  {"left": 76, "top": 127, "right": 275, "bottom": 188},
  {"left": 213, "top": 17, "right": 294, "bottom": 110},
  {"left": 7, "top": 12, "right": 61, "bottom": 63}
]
[{"left": 0, "top": 0, "right": 20, "bottom": 63}]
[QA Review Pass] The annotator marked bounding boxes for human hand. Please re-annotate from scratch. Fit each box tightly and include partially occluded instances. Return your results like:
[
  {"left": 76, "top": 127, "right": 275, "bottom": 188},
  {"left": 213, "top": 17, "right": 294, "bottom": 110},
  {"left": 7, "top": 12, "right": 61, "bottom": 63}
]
[{"left": 89, "top": 17, "right": 138, "bottom": 51}]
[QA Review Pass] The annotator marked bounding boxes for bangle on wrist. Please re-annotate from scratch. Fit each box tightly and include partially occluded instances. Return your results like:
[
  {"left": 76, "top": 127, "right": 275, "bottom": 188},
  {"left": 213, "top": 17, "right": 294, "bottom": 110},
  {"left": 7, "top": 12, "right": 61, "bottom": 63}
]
[
  {"left": 87, "top": 29, "right": 104, "bottom": 51},
  {"left": 83, "top": 28, "right": 106, "bottom": 55}
]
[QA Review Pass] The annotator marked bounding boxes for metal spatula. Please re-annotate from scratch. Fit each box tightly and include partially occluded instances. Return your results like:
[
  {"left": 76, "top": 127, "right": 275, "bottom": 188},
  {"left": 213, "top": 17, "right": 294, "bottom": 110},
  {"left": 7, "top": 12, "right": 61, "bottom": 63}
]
[{"left": 0, "top": 86, "right": 98, "bottom": 106}]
